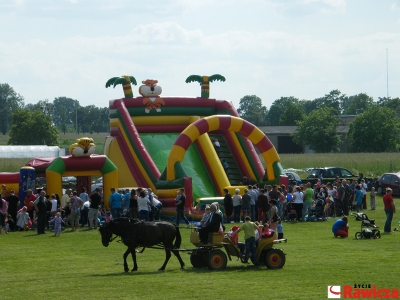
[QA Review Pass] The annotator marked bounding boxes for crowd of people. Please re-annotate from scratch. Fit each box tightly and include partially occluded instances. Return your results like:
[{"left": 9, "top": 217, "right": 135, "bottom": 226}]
[
  {"left": 0, "top": 174, "right": 396, "bottom": 239},
  {"left": 0, "top": 184, "right": 164, "bottom": 235}
]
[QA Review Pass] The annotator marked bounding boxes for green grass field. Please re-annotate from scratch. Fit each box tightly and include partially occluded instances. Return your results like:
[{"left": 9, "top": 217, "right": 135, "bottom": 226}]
[
  {"left": 1, "top": 132, "right": 399, "bottom": 299},
  {"left": 279, "top": 153, "right": 400, "bottom": 178},
  {"left": 2, "top": 195, "right": 399, "bottom": 300}
]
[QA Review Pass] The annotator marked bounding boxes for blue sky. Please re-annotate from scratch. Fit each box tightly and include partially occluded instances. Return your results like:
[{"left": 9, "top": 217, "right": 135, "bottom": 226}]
[{"left": 1, "top": 0, "right": 399, "bottom": 109}]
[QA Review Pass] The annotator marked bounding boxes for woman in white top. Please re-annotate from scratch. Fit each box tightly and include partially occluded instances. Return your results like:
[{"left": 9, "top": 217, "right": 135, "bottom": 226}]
[
  {"left": 137, "top": 191, "right": 151, "bottom": 221},
  {"left": 327, "top": 183, "right": 336, "bottom": 199},
  {"left": 291, "top": 186, "right": 304, "bottom": 221},
  {"left": 232, "top": 188, "right": 242, "bottom": 223}
]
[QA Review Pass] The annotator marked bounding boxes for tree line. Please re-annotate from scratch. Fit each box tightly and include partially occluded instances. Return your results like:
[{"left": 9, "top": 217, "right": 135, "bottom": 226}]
[
  {"left": 3, "top": 82, "right": 399, "bottom": 152},
  {"left": 237, "top": 90, "right": 400, "bottom": 153},
  {"left": 0, "top": 83, "right": 109, "bottom": 146}
]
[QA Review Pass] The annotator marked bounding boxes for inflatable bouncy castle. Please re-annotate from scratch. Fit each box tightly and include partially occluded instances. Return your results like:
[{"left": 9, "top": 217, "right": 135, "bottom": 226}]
[{"left": 105, "top": 76, "right": 286, "bottom": 217}]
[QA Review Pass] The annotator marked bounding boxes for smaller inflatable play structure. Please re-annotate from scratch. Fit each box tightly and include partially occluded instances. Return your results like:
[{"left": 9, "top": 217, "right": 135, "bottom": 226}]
[{"left": 0, "top": 140, "right": 117, "bottom": 208}]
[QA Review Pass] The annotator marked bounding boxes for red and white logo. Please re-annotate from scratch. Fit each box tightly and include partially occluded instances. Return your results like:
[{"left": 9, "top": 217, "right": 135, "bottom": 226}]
[{"left": 328, "top": 286, "right": 341, "bottom": 298}]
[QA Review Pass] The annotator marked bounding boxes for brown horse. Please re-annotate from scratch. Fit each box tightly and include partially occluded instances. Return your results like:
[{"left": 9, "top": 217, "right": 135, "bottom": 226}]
[{"left": 99, "top": 218, "right": 185, "bottom": 272}]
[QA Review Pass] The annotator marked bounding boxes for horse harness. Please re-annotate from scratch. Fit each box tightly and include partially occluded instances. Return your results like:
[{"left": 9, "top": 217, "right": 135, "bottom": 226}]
[
  {"left": 107, "top": 219, "right": 177, "bottom": 251},
  {"left": 112, "top": 219, "right": 161, "bottom": 248}
]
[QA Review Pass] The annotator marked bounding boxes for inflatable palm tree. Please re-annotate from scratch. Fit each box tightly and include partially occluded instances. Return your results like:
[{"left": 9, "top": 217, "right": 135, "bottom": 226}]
[
  {"left": 185, "top": 74, "right": 226, "bottom": 98},
  {"left": 105, "top": 76, "right": 137, "bottom": 98}
]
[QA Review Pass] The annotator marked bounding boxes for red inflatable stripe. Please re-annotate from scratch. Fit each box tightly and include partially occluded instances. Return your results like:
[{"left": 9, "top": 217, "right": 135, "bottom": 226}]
[
  {"left": 255, "top": 136, "right": 273, "bottom": 153},
  {"left": 175, "top": 134, "right": 193, "bottom": 150},
  {"left": 239, "top": 120, "right": 254, "bottom": 137},
  {"left": 194, "top": 118, "right": 209, "bottom": 134},
  {"left": 218, "top": 115, "right": 232, "bottom": 130}
]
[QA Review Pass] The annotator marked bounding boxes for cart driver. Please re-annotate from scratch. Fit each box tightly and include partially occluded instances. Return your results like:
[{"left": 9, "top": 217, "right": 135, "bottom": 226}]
[
  {"left": 231, "top": 216, "right": 261, "bottom": 265},
  {"left": 199, "top": 203, "right": 222, "bottom": 244}
]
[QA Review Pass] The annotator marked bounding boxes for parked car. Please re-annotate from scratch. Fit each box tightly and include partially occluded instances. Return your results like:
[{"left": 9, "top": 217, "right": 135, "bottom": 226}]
[
  {"left": 62, "top": 176, "right": 76, "bottom": 183},
  {"left": 307, "top": 167, "right": 357, "bottom": 180},
  {"left": 91, "top": 177, "right": 103, "bottom": 191},
  {"left": 376, "top": 173, "right": 400, "bottom": 195},
  {"left": 285, "top": 171, "right": 302, "bottom": 185}
]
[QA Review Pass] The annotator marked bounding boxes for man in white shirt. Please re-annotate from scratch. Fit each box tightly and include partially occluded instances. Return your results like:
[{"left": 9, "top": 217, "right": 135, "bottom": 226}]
[{"left": 360, "top": 179, "right": 368, "bottom": 210}]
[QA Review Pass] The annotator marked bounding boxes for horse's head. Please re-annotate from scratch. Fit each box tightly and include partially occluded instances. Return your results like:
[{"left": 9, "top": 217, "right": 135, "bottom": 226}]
[{"left": 98, "top": 222, "right": 113, "bottom": 247}]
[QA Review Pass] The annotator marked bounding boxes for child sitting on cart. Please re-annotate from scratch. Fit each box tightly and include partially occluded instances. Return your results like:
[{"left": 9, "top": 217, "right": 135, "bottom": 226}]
[
  {"left": 195, "top": 206, "right": 211, "bottom": 229},
  {"left": 227, "top": 225, "right": 245, "bottom": 255},
  {"left": 261, "top": 223, "right": 274, "bottom": 238}
]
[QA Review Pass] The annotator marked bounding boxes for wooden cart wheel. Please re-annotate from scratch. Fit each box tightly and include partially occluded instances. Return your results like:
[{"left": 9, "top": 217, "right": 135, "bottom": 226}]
[
  {"left": 190, "top": 250, "right": 208, "bottom": 268},
  {"left": 264, "top": 249, "right": 286, "bottom": 269},
  {"left": 207, "top": 249, "right": 227, "bottom": 270}
]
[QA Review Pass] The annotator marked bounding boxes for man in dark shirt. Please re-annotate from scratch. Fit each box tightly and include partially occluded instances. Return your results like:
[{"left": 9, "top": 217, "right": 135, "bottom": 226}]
[
  {"left": 337, "top": 181, "right": 345, "bottom": 215},
  {"left": 7, "top": 190, "right": 20, "bottom": 230},
  {"left": 257, "top": 189, "right": 269, "bottom": 223},
  {"left": 175, "top": 188, "right": 190, "bottom": 227},
  {"left": 199, "top": 203, "right": 222, "bottom": 244},
  {"left": 241, "top": 176, "right": 257, "bottom": 186},
  {"left": 89, "top": 188, "right": 101, "bottom": 229},
  {"left": 268, "top": 185, "right": 280, "bottom": 201}
]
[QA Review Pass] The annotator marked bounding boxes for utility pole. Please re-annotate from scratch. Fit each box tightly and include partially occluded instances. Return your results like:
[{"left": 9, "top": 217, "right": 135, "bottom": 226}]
[
  {"left": 387, "top": 48, "right": 389, "bottom": 98},
  {"left": 76, "top": 101, "right": 78, "bottom": 134}
]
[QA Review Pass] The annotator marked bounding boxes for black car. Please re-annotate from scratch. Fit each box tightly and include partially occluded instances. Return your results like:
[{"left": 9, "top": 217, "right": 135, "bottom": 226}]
[{"left": 307, "top": 167, "right": 357, "bottom": 180}]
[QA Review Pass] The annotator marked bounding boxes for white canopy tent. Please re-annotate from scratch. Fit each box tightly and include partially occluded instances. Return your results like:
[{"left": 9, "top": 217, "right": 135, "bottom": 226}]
[{"left": 0, "top": 146, "right": 65, "bottom": 158}]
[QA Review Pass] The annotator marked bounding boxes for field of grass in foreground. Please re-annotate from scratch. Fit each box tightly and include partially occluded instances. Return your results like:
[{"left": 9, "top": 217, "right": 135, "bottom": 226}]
[{"left": 2, "top": 195, "right": 399, "bottom": 300}]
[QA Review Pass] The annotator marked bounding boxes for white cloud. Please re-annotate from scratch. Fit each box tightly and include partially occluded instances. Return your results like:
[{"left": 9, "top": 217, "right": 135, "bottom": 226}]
[
  {"left": 304, "top": 0, "right": 346, "bottom": 13},
  {"left": 129, "top": 22, "right": 204, "bottom": 44},
  {"left": 0, "top": 1, "right": 399, "bottom": 109},
  {"left": 390, "top": 2, "right": 400, "bottom": 10}
]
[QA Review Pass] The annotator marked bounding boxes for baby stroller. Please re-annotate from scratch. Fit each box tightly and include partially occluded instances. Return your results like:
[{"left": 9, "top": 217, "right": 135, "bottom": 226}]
[
  {"left": 352, "top": 212, "right": 380, "bottom": 239},
  {"left": 308, "top": 198, "right": 327, "bottom": 221},
  {"left": 285, "top": 202, "right": 297, "bottom": 222}
]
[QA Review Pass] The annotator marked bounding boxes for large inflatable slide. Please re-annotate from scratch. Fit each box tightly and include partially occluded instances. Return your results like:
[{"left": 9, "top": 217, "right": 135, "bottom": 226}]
[{"left": 105, "top": 78, "right": 285, "bottom": 216}]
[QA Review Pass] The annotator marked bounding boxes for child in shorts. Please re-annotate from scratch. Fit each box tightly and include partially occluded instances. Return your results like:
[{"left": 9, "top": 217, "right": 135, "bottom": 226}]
[
  {"left": 370, "top": 187, "right": 376, "bottom": 210},
  {"left": 277, "top": 220, "right": 284, "bottom": 239}
]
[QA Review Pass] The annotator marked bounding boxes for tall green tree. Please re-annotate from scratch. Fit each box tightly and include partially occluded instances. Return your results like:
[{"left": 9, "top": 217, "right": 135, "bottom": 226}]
[
  {"left": 77, "top": 105, "right": 102, "bottom": 134},
  {"left": 299, "top": 99, "right": 316, "bottom": 115},
  {"left": 293, "top": 108, "right": 341, "bottom": 153},
  {"left": 91, "top": 107, "right": 109, "bottom": 133},
  {"left": 8, "top": 109, "right": 58, "bottom": 145},
  {"left": 25, "top": 99, "right": 54, "bottom": 118},
  {"left": 237, "top": 95, "right": 268, "bottom": 125},
  {"left": 0, "top": 83, "right": 25, "bottom": 134},
  {"left": 347, "top": 106, "right": 400, "bottom": 152},
  {"left": 268, "top": 96, "right": 300, "bottom": 125},
  {"left": 311, "top": 90, "right": 344, "bottom": 115},
  {"left": 341, "top": 93, "right": 374, "bottom": 115},
  {"left": 58, "top": 105, "right": 67, "bottom": 134},
  {"left": 377, "top": 97, "right": 400, "bottom": 111},
  {"left": 279, "top": 103, "right": 305, "bottom": 125},
  {"left": 53, "top": 97, "right": 79, "bottom": 128}
]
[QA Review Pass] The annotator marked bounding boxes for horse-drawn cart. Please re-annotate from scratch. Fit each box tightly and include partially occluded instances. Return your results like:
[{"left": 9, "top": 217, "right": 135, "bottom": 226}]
[
  {"left": 188, "top": 231, "right": 287, "bottom": 270},
  {"left": 99, "top": 218, "right": 287, "bottom": 272}
]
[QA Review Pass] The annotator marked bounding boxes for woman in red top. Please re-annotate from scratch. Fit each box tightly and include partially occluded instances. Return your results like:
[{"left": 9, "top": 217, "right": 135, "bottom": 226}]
[{"left": 382, "top": 188, "right": 396, "bottom": 233}]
